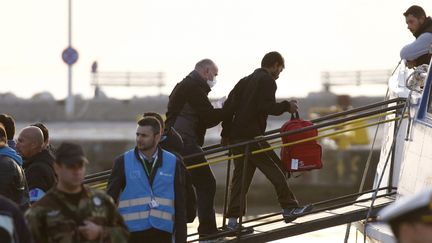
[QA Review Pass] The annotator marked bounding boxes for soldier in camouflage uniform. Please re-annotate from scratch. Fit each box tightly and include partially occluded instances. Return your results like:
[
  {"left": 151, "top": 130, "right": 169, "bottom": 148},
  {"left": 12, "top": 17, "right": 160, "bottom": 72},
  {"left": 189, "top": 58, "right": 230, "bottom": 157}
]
[{"left": 26, "top": 142, "right": 129, "bottom": 243}]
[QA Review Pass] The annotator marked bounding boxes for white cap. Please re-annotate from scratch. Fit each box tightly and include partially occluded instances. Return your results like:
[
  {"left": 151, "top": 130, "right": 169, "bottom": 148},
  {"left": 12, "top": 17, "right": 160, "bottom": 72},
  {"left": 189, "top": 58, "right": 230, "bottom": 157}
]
[{"left": 379, "top": 188, "right": 432, "bottom": 223}]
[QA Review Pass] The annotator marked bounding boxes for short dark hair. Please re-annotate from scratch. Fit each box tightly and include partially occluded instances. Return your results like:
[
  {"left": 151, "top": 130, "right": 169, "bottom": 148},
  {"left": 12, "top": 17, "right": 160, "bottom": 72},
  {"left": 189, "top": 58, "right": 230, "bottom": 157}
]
[
  {"left": 0, "top": 124, "right": 7, "bottom": 144},
  {"left": 261, "top": 51, "right": 285, "bottom": 69},
  {"left": 55, "top": 142, "right": 88, "bottom": 166},
  {"left": 403, "top": 5, "right": 426, "bottom": 18},
  {"left": 0, "top": 114, "right": 15, "bottom": 140},
  {"left": 143, "top": 112, "right": 165, "bottom": 131},
  {"left": 30, "top": 122, "right": 49, "bottom": 143},
  {"left": 137, "top": 117, "right": 161, "bottom": 135}
]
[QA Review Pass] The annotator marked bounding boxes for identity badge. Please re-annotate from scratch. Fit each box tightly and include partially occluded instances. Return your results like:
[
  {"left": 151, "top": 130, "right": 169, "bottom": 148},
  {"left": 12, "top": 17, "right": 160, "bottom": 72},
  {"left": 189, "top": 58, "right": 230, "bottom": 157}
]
[
  {"left": 291, "top": 159, "right": 299, "bottom": 170},
  {"left": 149, "top": 198, "right": 159, "bottom": 209}
]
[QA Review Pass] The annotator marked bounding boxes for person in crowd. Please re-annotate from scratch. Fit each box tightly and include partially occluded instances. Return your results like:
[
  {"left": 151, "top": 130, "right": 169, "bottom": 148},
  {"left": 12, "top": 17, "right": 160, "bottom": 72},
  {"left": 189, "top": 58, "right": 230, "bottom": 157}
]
[
  {"left": 26, "top": 142, "right": 129, "bottom": 243},
  {"left": 165, "top": 59, "right": 229, "bottom": 239},
  {"left": 400, "top": 5, "right": 432, "bottom": 68},
  {"left": 16, "top": 126, "right": 57, "bottom": 203},
  {"left": 0, "top": 124, "right": 29, "bottom": 211},
  {"left": 107, "top": 117, "right": 195, "bottom": 243},
  {"left": 143, "top": 112, "right": 184, "bottom": 155},
  {"left": 0, "top": 114, "right": 18, "bottom": 152},
  {"left": 30, "top": 122, "right": 54, "bottom": 151},
  {"left": 0, "top": 195, "right": 33, "bottom": 243},
  {"left": 221, "top": 51, "right": 313, "bottom": 230},
  {"left": 379, "top": 188, "right": 432, "bottom": 243}
]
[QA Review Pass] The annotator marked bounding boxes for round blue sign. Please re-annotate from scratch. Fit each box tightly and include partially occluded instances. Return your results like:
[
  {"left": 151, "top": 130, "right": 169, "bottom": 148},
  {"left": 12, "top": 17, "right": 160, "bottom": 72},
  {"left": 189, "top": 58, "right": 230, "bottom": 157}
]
[{"left": 62, "top": 47, "right": 79, "bottom": 65}]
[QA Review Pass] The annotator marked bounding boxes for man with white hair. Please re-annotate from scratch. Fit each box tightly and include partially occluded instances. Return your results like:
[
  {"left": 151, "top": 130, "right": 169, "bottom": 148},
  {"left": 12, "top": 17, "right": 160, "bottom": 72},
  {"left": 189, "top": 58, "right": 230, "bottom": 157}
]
[
  {"left": 165, "top": 59, "right": 230, "bottom": 239},
  {"left": 16, "top": 126, "right": 56, "bottom": 203}
]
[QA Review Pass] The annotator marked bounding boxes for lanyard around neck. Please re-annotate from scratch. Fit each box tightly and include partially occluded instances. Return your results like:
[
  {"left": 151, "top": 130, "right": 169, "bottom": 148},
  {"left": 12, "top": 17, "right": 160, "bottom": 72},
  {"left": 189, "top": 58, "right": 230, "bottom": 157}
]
[{"left": 138, "top": 151, "right": 158, "bottom": 177}]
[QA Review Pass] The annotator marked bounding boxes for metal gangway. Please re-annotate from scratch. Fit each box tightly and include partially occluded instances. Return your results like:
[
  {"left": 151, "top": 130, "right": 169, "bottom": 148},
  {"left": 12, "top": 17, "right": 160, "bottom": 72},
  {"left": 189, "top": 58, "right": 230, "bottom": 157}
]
[{"left": 84, "top": 97, "right": 407, "bottom": 242}]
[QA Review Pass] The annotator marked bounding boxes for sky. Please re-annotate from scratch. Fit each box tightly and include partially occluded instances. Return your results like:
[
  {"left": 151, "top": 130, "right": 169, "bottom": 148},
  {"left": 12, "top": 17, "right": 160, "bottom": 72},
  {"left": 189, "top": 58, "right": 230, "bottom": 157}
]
[{"left": 1, "top": 0, "right": 431, "bottom": 100}]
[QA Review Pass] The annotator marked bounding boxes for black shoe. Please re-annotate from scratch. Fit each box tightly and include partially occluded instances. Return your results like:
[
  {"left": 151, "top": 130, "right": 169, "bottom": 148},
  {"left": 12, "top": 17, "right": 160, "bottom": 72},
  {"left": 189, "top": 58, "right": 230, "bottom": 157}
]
[
  {"left": 283, "top": 204, "right": 314, "bottom": 223},
  {"left": 222, "top": 223, "right": 254, "bottom": 237},
  {"left": 199, "top": 229, "right": 226, "bottom": 242}
]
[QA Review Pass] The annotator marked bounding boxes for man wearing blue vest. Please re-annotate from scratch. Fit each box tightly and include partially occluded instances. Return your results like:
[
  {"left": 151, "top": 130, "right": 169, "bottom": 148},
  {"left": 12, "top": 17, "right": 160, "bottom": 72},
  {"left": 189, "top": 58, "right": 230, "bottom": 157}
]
[{"left": 107, "top": 117, "right": 195, "bottom": 243}]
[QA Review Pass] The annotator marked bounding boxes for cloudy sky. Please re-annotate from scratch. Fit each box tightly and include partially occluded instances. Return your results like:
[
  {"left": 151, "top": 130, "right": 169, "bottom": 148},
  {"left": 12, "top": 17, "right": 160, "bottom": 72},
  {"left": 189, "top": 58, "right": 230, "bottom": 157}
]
[{"left": 1, "top": 0, "right": 431, "bottom": 99}]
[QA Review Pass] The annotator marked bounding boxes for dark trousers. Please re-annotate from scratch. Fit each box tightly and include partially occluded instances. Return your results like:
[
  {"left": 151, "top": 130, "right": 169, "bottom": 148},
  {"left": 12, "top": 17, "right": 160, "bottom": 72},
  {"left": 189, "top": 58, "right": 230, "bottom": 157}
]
[
  {"left": 129, "top": 228, "right": 172, "bottom": 243},
  {"left": 181, "top": 142, "right": 218, "bottom": 235},
  {"left": 226, "top": 140, "right": 298, "bottom": 218}
]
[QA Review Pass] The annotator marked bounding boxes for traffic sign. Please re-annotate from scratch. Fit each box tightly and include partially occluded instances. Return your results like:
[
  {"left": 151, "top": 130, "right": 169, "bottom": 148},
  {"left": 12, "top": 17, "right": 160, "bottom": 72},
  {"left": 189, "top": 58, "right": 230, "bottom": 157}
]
[{"left": 62, "top": 46, "right": 79, "bottom": 65}]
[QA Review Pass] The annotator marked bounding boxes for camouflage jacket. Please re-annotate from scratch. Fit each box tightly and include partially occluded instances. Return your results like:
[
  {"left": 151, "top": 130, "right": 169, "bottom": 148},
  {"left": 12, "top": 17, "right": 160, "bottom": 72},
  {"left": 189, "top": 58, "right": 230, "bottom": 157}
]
[{"left": 25, "top": 185, "right": 129, "bottom": 243}]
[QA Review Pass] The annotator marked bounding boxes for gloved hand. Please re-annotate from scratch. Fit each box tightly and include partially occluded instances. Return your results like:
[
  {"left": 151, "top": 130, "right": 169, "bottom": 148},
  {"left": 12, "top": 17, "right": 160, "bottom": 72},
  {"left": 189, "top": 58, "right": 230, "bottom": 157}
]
[{"left": 288, "top": 100, "right": 298, "bottom": 114}]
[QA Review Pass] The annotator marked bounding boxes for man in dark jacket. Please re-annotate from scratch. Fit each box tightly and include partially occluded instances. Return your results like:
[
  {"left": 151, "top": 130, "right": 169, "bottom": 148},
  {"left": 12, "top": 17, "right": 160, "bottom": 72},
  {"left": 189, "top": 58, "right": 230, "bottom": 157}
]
[
  {"left": 16, "top": 126, "right": 57, "bottom": 203},
  {"left": 221, "top": 52, "right": 312, "bottom": 230},
  {"left": 400, "top": 5, "right": 432, "bottom": 68},
  {"left": 107, "top": 117, "right": 195, "bottom": 243},
  {"left": 165, "top": 59, "right": 228, "bottom": 238},
  {"left": 0, "top": 124, "right": 29, "bottom": 211}
]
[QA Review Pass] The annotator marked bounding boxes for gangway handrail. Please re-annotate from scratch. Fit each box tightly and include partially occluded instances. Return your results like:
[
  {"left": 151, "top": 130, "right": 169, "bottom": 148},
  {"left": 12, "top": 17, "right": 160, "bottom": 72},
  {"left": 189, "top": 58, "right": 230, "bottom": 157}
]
[
  {"left": 84, "top": 113, "right": 405, "bottom": 188},
  {"left": 267, "top": 97, "right": 405, "bottom": 132},
  {"left": 186, "top": 186, "right": 396, "bottom": 238},
  {"left": 82, "top": 97, "right": 405, "bottom": 242},
  {"left": 88, "top": 114, "right": 405, "bottom": 192},
  {"left": 189, "top": 188, "right": 396, "bottom": 242},
  {"left": 84, "top": 98, "right": 406, "bottom": 182}
]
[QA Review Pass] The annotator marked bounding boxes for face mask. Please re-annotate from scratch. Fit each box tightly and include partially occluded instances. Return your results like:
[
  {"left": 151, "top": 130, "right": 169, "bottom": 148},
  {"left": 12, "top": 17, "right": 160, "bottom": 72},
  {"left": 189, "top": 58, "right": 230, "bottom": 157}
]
[{"left": 207, "top": 78, "right": 217, "bottom": 88}]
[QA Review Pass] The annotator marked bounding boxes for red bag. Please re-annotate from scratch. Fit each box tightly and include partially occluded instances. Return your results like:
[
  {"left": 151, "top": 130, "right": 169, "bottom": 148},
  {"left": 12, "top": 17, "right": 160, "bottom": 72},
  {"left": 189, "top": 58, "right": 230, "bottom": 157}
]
[{"left": 280, "top": 112, "right": 322, "bottom": 172}]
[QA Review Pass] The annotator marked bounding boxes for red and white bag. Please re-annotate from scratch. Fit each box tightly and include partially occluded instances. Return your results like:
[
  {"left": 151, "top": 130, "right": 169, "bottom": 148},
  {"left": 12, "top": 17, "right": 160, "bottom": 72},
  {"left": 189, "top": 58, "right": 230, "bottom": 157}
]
[{"left": 280, "top": 112, "right": 322, "bottom": 172}]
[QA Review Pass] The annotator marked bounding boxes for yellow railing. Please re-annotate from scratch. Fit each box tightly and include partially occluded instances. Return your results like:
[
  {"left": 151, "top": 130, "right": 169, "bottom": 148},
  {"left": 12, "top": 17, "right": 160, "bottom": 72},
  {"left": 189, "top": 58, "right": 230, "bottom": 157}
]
[{"left": 90, "top": 113, "right": 405, "bottom": 190}]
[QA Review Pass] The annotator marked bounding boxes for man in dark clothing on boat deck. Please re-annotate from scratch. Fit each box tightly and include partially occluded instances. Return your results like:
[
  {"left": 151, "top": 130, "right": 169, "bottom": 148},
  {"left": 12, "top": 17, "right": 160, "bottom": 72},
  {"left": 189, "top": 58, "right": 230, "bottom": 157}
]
[
  {"left": 165, "top": 59, "right": 229, "bottom": 239},
  {"left": 400, "top": 5, "right": 432, "bottom": 68},
  {"left": 221, "top": 51, "right": 313, "bottom": 230},
  {"left": 16, "top": 126, "right": 57, "bottom": 203}
]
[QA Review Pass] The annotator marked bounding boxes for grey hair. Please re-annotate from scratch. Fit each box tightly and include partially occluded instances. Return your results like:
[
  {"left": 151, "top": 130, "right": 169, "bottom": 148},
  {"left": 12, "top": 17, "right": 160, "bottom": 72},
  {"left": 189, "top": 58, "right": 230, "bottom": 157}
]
[{"left": 195, "top": 59, "right": 215, "bottom": 71}]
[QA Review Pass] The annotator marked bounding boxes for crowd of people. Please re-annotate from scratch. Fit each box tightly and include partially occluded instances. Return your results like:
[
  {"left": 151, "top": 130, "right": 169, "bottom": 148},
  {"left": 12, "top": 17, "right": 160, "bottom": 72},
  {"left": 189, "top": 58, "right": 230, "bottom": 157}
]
[{"left": 0, "top": 5, "right": 431, "bottom": 241}]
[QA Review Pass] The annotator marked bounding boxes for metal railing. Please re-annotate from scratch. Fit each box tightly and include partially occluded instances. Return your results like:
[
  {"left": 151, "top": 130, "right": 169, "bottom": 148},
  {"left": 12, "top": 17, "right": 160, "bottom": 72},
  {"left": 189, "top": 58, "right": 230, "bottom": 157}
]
[
  {"left": 83, "top": 97, "right": 406, "bottom": 241},
  {"left": 321, "top": 69, "right": 392, "bottom": 92}
]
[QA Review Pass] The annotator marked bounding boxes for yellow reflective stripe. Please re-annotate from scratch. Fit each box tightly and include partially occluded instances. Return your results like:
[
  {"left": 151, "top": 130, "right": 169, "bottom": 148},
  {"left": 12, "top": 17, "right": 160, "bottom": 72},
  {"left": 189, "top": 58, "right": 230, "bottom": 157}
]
[
  {"left": 118, "top": 197, "right": 151, "bottom": 208},
  {"left": 118, "top": 197, "right": 174, "bottom": 208},
  {"left": 122, "top": 210, "right": 174, "bottom": 222},
  {"left": 150, "top": 209, "right": 174, "bottom": 221},
  {"left": 122, "top": 211, "right": 149, "bottom": 221}
]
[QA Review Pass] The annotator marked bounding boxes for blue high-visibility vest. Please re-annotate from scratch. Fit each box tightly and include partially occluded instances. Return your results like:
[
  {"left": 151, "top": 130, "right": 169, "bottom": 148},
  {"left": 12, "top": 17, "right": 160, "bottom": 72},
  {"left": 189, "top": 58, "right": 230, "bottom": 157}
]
[{"left": 118, "top": 149, "right": 176, "bottom": 233}]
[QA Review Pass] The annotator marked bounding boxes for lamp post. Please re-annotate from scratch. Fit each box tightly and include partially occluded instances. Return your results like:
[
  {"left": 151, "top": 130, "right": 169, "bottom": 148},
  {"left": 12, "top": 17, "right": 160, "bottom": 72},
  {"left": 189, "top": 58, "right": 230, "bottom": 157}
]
[{"left": 62, "top": 0, "right": 79, "bottom": 118}]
